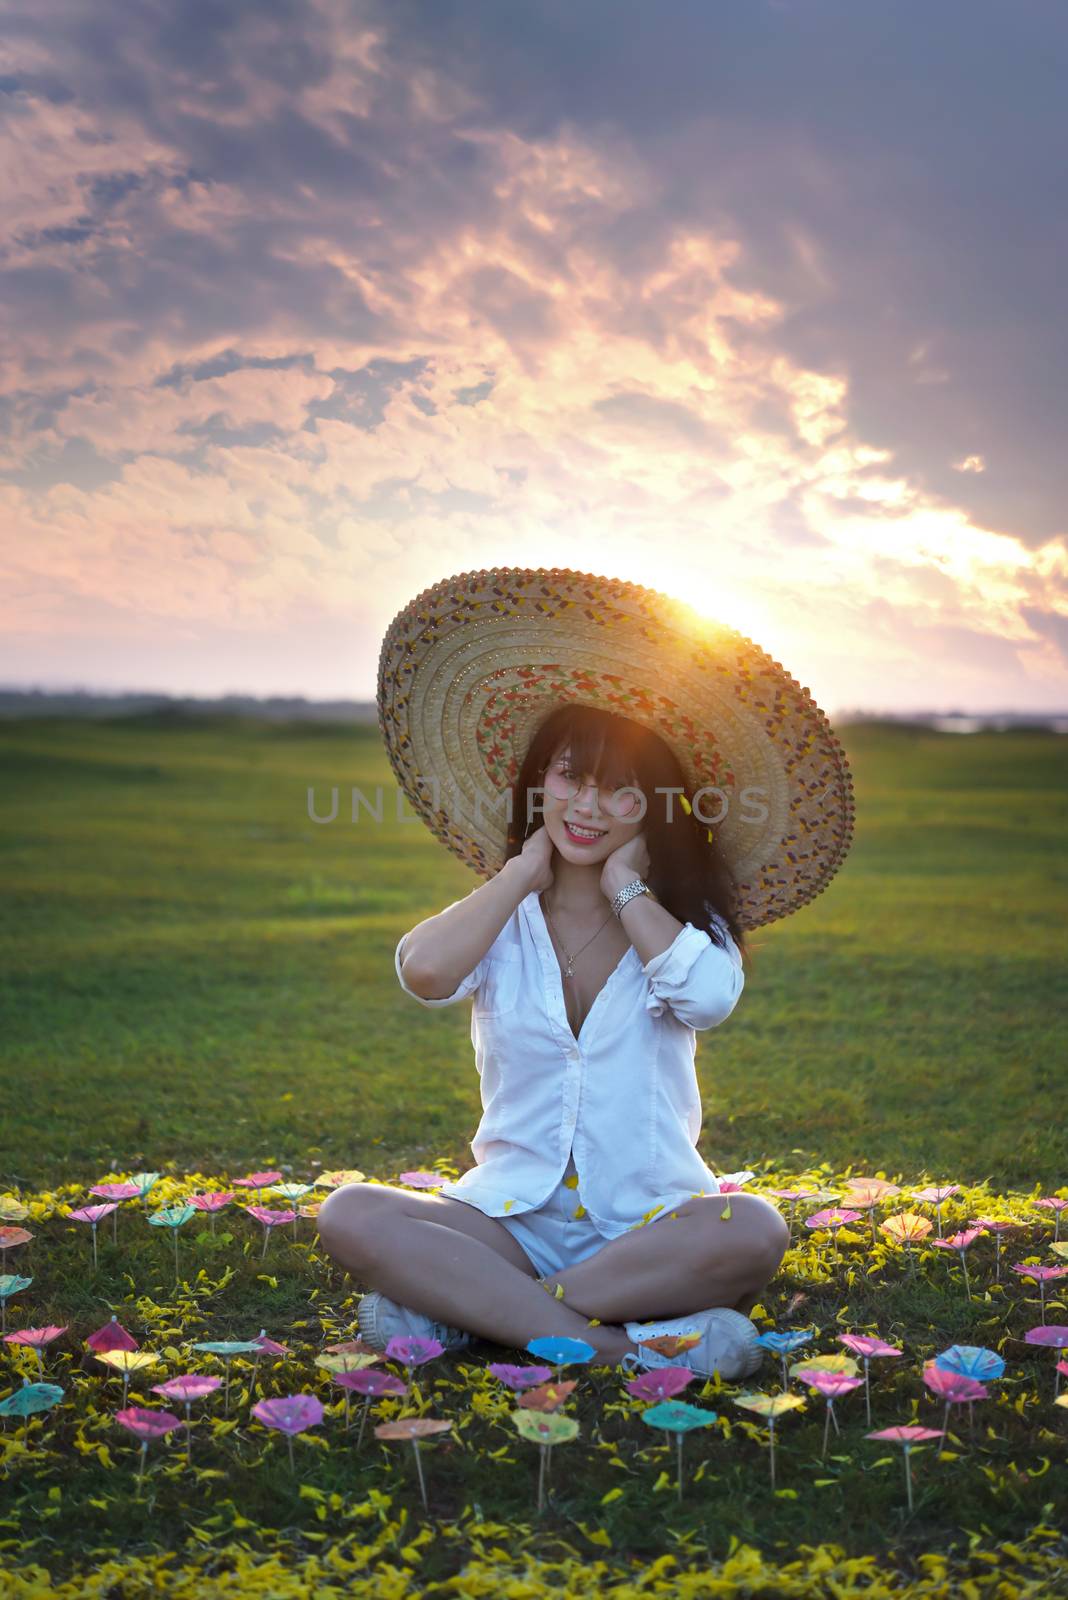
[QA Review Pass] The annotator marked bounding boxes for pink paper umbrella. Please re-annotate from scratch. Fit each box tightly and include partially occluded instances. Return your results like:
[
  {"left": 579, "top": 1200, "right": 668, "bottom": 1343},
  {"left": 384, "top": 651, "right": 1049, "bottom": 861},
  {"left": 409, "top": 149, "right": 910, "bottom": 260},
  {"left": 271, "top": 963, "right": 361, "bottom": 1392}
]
[
  {"left": 152, "top": 1374, "right": 222, "bottom": 1462},
  {"left": 1011, "top": 1263, "right": 1068, "bottom": 1321},
  {"left": 923, "top": 1361, "right": 988, "bottom": 1444},
  {"left": 0, "top": 1227, "right": 33, "bottom": 1271},
  {"left": 67, "top": 1203, "right": 119, "bottom": 1270},
  {"left": 251, "top": 1393, "right": 324, "bottom": 1474},
  {"left": 248, "top": 1330, "right": 289, "bottom": 1402},
  {"left": 86, "top": 1316, "right": 139, "bottom": 1356},
  {"left": 624, "top": 1366, "right": 694, "bottom": 1402},
  {"left": 115, "top": 1405, "right": 182, "bottom": 1492},
  {"left": 911, "top": 1185, "right": 960, "bottom": 1239},
  {"left": 1033, "top": 1197, "right": 1068, "bottom": 1243},
  {"left": 332, "top": 1367, "right": 408, "bottom": 1445},
  {"left": 797, "top": 1369, "right": 863, "bottom": 1461},
  {"left": 385, "top": 1334, "right": 445, "bottom": 1395},
  {"left": 931, "top": 1227, "right": 985, "bottom": 1299},
  {"left": 187, "top": 1191, "right": 236, "bottom": 1235},
  {"left": 866, "top": 1424, "right": 942, "bottom": 1511},
  {"left": 804, "top": 1207, "right": 862, "bottom": 1261},
  {"left": 89, "top": 1181, "right": 141, "bottom": 1245},
  {"left": 1024, "top": 1325, "right": 1068, "bottom": 1397},
  {"left": 398, "top": 1171, "right": 447, "bottom": 1189},
  {"left": 235, "top": 1171, "right": 283, "bottom": 1190},
  {"left": 3, "top": 1325, "right": 67, "bottom": 1379},
  {"left": 969, "top": 1217, "right": 1022, "bottom": 1282},
  {"left": 836, "top": 1334, "right": 905, "bottom": 1428},
  {"left": 245, "top": 1205, "right": 297, "bottom": 1259}
]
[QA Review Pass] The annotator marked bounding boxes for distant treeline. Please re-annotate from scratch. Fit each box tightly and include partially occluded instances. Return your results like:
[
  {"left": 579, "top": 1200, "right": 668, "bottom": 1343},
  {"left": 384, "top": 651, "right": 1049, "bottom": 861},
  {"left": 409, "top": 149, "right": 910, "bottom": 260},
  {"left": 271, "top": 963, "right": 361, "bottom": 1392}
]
[{"left": 0, "top": 689, "right": 1065, "bottom": 732}]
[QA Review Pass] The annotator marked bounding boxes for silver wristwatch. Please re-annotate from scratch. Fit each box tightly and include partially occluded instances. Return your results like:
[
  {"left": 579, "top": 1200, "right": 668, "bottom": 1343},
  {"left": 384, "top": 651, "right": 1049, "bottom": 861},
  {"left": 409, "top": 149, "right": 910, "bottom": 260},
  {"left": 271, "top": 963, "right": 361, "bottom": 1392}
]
[{"left": 611, "top": 877, "right": 655, "bottom": 918}]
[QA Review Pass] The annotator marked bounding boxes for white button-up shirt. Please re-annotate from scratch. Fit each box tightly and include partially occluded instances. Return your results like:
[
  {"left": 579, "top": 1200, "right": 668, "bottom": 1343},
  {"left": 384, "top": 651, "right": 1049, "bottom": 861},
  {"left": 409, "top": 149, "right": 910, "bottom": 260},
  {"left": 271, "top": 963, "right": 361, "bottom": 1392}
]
[{"left": 394, "top": 889, "right": 746, "bottom": 1238}]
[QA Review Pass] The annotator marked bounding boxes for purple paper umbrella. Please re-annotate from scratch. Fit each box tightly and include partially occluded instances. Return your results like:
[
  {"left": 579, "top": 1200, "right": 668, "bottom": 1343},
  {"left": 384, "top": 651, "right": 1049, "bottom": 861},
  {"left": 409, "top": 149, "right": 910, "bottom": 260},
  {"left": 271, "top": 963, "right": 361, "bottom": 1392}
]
[
  {"left": 836, "top": 1334, "right": 905, "bottom": 1428},
  {"left": 866, "top": 1424, "right": 942, "bottom": 1511},
  {"left": 68, "top": 1204, "right": 119, "bottom": 1270},
  {"left": 1011, "top": 1263, "right": 1068, "bottom": 1320},
  {"left": 487, "top": 1363, "right": 554, "bottom": 1391},
  {"left": 1033, "top": 1197, "right": 1068, "bottom": 1242},
  {"left": 252, "top": 1393, "right": 324, "bottom": 1474},
  {"left": 3, "top": 1325, "right": 67, "bottom": 1379},
  {"left": 1024, "top": 1325, "right": 1068, "bottom": 1397},
  {"left": 187, "top": 1191, "right": 236, "bottom": 1235},
  {"left": 931, "top": 1227, "right": 985, "bottom": 1299},
  {"left": 115, "top": 1405, "right": 182, "bottom": 1491},
  {"left": 797, "top": 1369, "right": 863, "bottom": 1461},
  {"left": 923, "top": 1361, "right": 988, "bottom": 1443},
  {"left": 245, "top": 1205, "right": 298, "bottom": 1258},
  {"left": 86, "top": 1315, "right": 139, "bottom": 1355},
  {"left": 385, "top": 1333, "right": 445, "bottom": 1395},
  {"left": 398, "top": 1171, "right": 447, "bottom": 1189},
  {"left": 332, "top": 1367, "right": 408, "bottom": 1445},
  {"left": 152, "top": 1373, "right": 222, "bottom": 1461}
]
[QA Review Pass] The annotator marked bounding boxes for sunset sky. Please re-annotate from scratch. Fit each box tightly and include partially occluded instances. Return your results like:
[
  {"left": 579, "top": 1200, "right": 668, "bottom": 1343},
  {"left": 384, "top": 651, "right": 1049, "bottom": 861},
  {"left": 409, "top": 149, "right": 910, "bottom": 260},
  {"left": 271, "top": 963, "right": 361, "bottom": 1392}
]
[{"left": 2, "top": 0, "right": 1067, "bottom": 714}]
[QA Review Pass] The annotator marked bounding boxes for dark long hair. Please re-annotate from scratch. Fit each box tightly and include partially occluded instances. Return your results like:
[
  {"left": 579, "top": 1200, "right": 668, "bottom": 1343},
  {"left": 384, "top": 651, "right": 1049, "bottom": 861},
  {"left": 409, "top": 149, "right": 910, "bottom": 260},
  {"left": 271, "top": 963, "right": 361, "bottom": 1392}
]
[{"left": 502, "top": 702, "right": 750, "bottom": 966}]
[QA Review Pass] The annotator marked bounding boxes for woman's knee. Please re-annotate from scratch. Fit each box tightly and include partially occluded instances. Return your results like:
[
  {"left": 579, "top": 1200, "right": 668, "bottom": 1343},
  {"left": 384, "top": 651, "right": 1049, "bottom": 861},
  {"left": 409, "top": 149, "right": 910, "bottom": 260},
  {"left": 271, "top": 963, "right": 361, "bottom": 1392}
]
[
  {"left": 699, "top": 1192, "right": 790, "bottom": 1276},
  {"left": 316, "top": 1182, "right": 402, "bottom": 1269}
]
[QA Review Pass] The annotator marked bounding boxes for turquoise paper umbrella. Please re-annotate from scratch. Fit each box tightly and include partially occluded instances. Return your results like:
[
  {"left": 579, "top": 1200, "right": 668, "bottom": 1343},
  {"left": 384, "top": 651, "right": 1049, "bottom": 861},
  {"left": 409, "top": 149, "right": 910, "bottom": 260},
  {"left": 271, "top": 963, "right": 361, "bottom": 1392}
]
[
  {"left": 640, "top": 1399, "right": 718, "bottom": 1501},
  {"left": 148, "top": 1203, "right": 197, "bottom": 1281},
  {"left": 268, "top": 1183, "right": 314, "bottom": 1239},
  {"left": 190, "top": 1339, "right": 264, "bottom": 1417},
  {"left": 0, "top": 1378, "right": 64, "bottom": 1443},
  {"left": 525, "top": 1335, "right": 596, "bottom": 1386},
  {"left": 0, "top": 1275, "right": 32, "bottom": 1337},
  {"left": 755, "top": 1328, "right": 817, "bottom": 1390},
  {"left": 130, "top": 1172, "right": 162, "bottom": 1212}
]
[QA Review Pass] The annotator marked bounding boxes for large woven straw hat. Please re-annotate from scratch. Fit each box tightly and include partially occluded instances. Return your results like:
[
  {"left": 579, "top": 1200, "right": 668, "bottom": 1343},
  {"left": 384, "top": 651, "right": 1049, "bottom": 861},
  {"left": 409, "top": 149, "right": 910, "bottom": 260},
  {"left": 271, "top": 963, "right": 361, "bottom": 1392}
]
[{"left": 377, "top": 566, "right": 855, "bottom": 928}]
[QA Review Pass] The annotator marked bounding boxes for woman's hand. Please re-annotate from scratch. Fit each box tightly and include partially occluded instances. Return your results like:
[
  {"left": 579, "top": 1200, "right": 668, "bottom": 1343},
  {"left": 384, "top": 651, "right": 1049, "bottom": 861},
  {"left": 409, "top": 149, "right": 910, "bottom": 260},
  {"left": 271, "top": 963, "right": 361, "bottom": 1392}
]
[
  {"left": 600, "top": 831, "right": 650, "bottom": 899},
  {"left": 513, "top": 824, "right": 556, "bottom": 894}
]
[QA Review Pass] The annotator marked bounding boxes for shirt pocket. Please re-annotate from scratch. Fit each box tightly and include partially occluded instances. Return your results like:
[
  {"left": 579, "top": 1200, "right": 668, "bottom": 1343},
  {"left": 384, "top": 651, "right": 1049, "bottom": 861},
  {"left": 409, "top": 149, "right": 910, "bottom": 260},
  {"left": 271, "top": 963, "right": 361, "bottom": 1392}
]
[{"left": 475, "top": 947, "right": 522, "bottom": 1018}]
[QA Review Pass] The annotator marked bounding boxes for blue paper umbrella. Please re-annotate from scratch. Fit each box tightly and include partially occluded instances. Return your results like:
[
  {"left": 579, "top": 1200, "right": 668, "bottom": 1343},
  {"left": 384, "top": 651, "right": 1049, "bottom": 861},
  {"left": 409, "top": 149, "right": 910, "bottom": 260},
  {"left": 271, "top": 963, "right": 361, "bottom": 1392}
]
[
  {"left": 0, "top": 1378, "right": 64, "bottom": 1441},
  {"left": 0, "top": 1275, "right": 33, "bottom": 1337},
  {"left": 756, "top": 1328, "right": 817, "bottom": 1389},
  {"left": 641, "top": 1399, "right": 718, "bottom": 1501},
  {"left": 934, "top": 1345, "right": 1006, "bottom": 1383},
  {"left": 525, "top": 1335, "right": 596, "bottom": 1383}
]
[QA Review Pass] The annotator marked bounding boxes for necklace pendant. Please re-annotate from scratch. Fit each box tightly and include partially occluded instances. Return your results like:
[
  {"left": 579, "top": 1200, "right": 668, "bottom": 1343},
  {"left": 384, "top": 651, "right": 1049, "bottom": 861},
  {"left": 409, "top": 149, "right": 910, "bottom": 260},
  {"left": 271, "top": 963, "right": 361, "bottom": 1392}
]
[{"left": 564, "top": 962, "right": 574, "bottom": 979}]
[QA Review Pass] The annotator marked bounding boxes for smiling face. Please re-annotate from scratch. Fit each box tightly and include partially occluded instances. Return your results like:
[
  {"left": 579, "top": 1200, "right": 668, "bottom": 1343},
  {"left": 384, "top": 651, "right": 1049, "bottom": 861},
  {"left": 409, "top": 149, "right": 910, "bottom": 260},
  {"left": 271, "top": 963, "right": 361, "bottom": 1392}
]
[{"left": 540, "top": 740, "right": 644, "bottom": 862}]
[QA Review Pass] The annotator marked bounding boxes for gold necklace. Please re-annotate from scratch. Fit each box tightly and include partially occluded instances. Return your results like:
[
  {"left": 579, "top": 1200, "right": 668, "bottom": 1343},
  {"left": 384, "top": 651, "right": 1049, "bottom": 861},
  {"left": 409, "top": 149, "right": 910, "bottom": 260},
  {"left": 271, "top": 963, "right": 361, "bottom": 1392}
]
[{"left": 540, "top": 894, "right": 615, "bottom": 981}]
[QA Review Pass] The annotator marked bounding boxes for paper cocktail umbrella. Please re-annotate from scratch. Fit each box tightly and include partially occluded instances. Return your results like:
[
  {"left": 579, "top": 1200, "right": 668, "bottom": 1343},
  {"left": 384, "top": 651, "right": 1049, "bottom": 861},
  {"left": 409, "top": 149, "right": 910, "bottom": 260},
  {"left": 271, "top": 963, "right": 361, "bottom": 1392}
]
[
  {"left": 0, "top": 1276, "right": 33, "bottom": 1337},
  {"left": 934, "top": 1343, "right": 1005, "bottom": 1384},
  {"left": 910, "top": 1185, "right": 960, "bottom": 1239},
  {"left": 796, "top": 1370, "right": 863, "bottom": 1460},
  {"left": 879, "top": 1212, "right": 933, "bottom": 1274},
  {"left": 89, "top": 1181, "right": 141, "bottom": 1243},
  {"left": 923, "top": 1361, "right": 987, "bottom": 1443},
  {"left": 1011, "top": 1263, "right": 1068, "bottom": 1320},
  {"left": 1033, "top": 1197, "right": 1068, "bottom": 1242},
  {"left": 805, "top": 1208, "right": 862, "bottom": 1261},
  {"left": 931, "top": 1227, "right": 985, "bottom": 1299},
  {"left": 624, "top": 1366, "right": 694, "bottom": 1401},
  {"left": 334, "top": 1368, "right": 407, "bottom": 1446},
  {"left": 245, "top": 1206, "right": 297, "bottom": 1259},
  {"left": 525, "top": 1334, "right": 596, "bottom": 1385},
  {"left": 0, "top": 1227, "right": 33, "bottom": 1272},
  {"left": 0, "top": 1379, "right": 64, "bottom": 1444},
  {"left": 129, "top": 1173, "right": 162, "bottom": 1210},
  {"left": 268, "top": 1183, "right": 314, "bottom": 1237},
  {"left": 516, "top": 1380, "right": 576, "bottom": 1411},
  {"left": 191, "top": 1339, "right": 264, "bottom": 1416},
  {"left": 840, "top": 1179, "right": 903, "bottom": 1242},
  {"left": 398, "top": 1171, "right": 447, "bottom": 1188},
  {"left": 97, "top": 1348, "right": 163, "bottom": 1408},
  {"left": 1024, "top": 1326, "right": 1068, "bottom": 1397},
  {"left": 866, "top": 1424, "right": 942, "bottom": 1510},
  {"left": 788, "top": 1353, "right": 859, "bottom": 1380},
  {"left": 252, "top": 1393, "right": 324, "bottom": 1474},
  {"left": 148, "top": 1203, "right": 197, "bottom": 1280},
  {"left": 314, "top": 1169, "right": 366, "bottom": 1188},
  {"left": 247, "top": 1330, "right": 288, "bottom": 1400},
  {"left": 375, "top": 1417, "right": 454, "bottom": 1510},
  {"left": 755, "top": 1328, "right": 816, "bottom": 1390},
  {"left": 732, "top": 1392, "right": 805, "bottom": 1489},
  {"left": 836, "top": 1334, "right": 905, "bottom": 1425},
  {"left": 187, "top": 1192, "right": 236, "bottom": 1235},
  {"left": 510, "top": 1408, "right": 578, "bottom": 1513},
  {"left": 640, "top": 1399, "right": 717, "bottom": 1501},
  {"left": 487, "top": 1363, "right": 554, "bottom": 1390},
  {"left": 151, "top": 1374, "right": 222, "bottom": 1462},
  {"left": 2, "top": 1325, "right": 67, "bottom": 1379},
  {"left": 66, "top": 1206, "right": 117, "bottom": 1271},
  {"left": 235, "top": 1171, "right": 283, "bottom": 1190},
  {"left": 0, "top": 1196, "right": 29, "bottom": 1222},
  {"left": 316, "top": 1350, "right": 382, "bottom": 1377},
  {"left": 116, "top": 1405, "right": 182, "bottom": 1492},
  {"left": 384, "top": 1334, "right": 445, "bottom": 1398},
  {"left": 969, "top": 1217, "right": 1022, "bottom": 1282},
  {"left": 86, "top": 1316, "right": 139, "bottom": 1356}
]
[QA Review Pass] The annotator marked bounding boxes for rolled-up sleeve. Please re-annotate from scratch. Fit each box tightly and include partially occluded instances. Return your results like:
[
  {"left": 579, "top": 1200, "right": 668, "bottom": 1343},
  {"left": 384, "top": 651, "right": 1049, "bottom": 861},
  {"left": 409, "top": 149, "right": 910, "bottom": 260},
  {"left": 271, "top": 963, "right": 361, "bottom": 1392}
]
[
  {"left": 642, "top": 915, "right": 744, "bottom": 1030},
  {"left": 395, "top": 932, "right": 485, "bottom": 1008}
]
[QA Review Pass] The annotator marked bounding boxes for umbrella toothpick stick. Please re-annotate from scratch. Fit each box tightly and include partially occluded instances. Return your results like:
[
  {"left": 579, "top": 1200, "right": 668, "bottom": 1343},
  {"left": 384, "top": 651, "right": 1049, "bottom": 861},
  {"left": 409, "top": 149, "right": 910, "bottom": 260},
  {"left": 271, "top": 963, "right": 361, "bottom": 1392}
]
[
  {"left": 411, "top": 1439, "right": 428, "bottom": 1512},
  {"left": 676, "top": 1432, "right": 684, "bottom": 1502}
]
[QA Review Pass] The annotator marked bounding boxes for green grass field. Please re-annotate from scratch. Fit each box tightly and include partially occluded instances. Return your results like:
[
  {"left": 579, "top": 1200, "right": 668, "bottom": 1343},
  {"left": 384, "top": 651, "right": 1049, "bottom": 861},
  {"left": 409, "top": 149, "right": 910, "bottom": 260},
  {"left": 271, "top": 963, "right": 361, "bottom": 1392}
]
[
  {"left": 1, "top": 715, "right": 1067, "bottom": 1597},
  {"left": 2, "top": 715, "right": 1065, "bottom": 1190}
]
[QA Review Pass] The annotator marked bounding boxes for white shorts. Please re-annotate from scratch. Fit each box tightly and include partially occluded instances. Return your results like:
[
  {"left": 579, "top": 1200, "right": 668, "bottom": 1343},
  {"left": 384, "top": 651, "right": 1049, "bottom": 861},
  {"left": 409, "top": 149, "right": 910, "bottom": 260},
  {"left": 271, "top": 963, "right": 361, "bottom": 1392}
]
[{"left": 488, "top": 1150, "right": 635, "bottom": 1280}]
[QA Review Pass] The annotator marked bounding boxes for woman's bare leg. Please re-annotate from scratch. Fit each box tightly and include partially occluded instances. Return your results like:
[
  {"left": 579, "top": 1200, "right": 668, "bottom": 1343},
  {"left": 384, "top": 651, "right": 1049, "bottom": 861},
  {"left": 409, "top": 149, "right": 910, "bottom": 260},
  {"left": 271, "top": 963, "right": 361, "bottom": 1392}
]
[{"left": 316, "top": 1184, "right": 640, "bottom": 1365}]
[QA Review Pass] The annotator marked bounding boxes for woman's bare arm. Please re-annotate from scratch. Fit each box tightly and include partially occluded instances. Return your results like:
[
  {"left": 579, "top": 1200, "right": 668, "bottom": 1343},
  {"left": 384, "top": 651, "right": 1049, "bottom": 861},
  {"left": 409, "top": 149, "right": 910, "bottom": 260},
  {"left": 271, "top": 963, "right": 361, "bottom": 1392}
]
[{"left": 398, "top": 852, "right": 542, "bottom": 1001}]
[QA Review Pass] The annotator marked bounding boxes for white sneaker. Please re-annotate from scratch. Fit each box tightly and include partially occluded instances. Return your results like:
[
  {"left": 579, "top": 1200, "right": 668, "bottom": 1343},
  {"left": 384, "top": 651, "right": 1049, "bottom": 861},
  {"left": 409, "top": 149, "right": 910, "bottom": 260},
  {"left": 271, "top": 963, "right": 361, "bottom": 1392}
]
[
  {"left": 620, "top": 1307, "right": 764, "bottom": 1383},
  {"left": 356, "top": 1290, "right": 472, "bottom": 1355}
]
